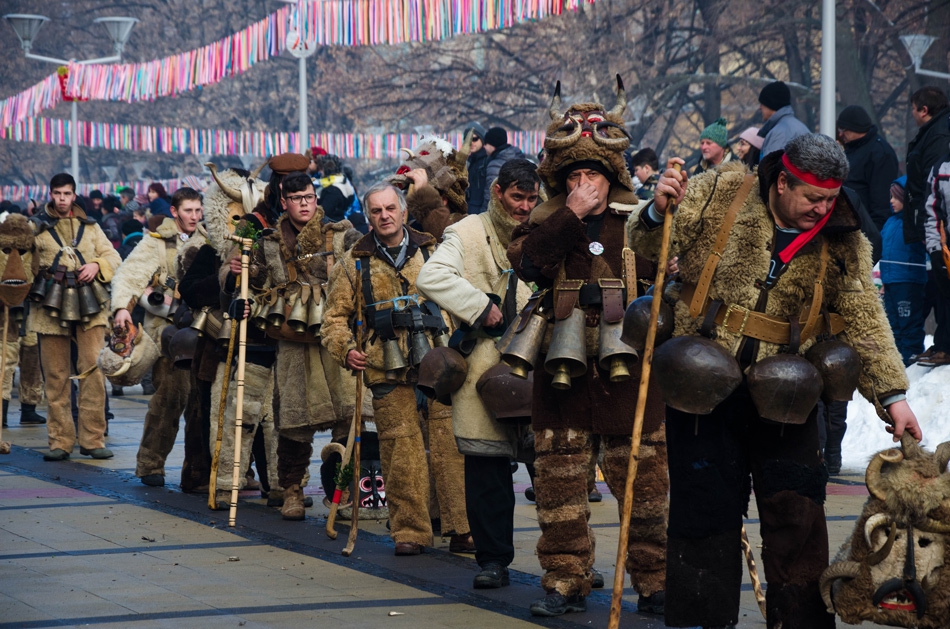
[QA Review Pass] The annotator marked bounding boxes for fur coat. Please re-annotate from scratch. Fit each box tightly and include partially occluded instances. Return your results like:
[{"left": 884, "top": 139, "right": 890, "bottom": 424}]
[
  {"left": 407, "top": 183, "right": 467, "bottom": 242},
  {"left": 416, "top": 196, "right": 533, "bottom": 457},
  {"left": 30, "top": 203, "right": 121, "bottom": 335},
  {"left": 111, "top": 217, "right": 189, "bottom": 341},
  {"left": 507, "top": 188, "right": 666, "bottom": 436},
  {"left": 626, "top": 162, "right": 909, "bottom": 405},
  {"left": 322, "top": 227, "right": 445, "bottom": 387}
]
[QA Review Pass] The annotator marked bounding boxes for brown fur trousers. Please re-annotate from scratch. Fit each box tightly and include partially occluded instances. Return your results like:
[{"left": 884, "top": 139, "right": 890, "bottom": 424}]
[{"left": 534, "top": 425, "right": 668, "bottom": 597}]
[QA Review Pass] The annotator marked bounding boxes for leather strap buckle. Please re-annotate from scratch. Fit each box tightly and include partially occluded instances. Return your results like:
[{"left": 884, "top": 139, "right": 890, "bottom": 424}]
[
  {"left": 598, "top": 278, "right": 625, "bottom": 323},
  {"left": 723, "top": 303, "right": 752, "bottom": 337},
  {"left": 554, "top": 280, "right": 584, "bottom": 320}
]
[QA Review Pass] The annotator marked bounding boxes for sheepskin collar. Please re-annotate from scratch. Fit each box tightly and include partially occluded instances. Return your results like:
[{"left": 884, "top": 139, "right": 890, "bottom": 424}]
[
  {"left": 151, "top": 217, "right": 182, "bottom": 240},
  {"left": 34, "top": 203, "right": 97, "bottom": 230},
  {"left": 351, "top": 225, "right": 434, "bottom": 264},
  {"left": 486, "top": 194, "right": 521, "bottom": 250}
]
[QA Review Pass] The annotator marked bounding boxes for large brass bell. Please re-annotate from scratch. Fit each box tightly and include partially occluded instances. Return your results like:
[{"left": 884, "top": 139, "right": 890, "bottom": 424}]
[
  {"left": 42, "top": 280, "right": 64, "bottom": 318},
  {"left": 501, "top": 313, "right": 547, "bottom": 379},
  {"left": 307, "top": 294, "right": 324, "bottom": 336},
  {"left": 190, "top": 306, "right": 210, "bottom": 336},
  {"left": 543, "top": 308, "right": 588, "bottom": 390},
  {"left": 287, "top": 294, "right": 308, "bottom": 335},
  {"left": 598, "top": 317, "right": 638, "bottom": 382},
  {"left": 409, "top": 330, "right": 431, "bottom": 366},
  {"left": 494, "top": 320, "right": 519, "bottom": 355},
  {"left": 77, "top": 283, "right": 101, "bottom": 323},
  {"left": 621, "top": 295, "right": 674, "bottom": 352},
  {"left": 60, "top": 281, "right": 82, "bottom": 327},
  {"left": 28, "top": 274, "right": 49, "bottom": 303},
  {"left": 90, "top": 280, "right": 111, "bottom": 308},
  {"left": 217, "top": 317, "right": 233, "bottom": 344},
  {"left": 266, "top": 295, "right": 286, "bottom": 329},
  {"left": 382, "top": 338, "right": 408, "bottom": 381},
  {"left": 251, "top": 298, "right": 268, "bottom": 331}
]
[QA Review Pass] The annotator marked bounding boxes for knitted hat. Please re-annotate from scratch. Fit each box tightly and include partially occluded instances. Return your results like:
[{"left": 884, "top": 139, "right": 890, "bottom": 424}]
[
  {"left": 121, "top": 217, "right": 143, "bottom": 237},
  {"left": 484, "top": 127, "right": 508, "bottom": 149},
  {"left": 889, "top": 182, "right": 904, "bottom": 204},
  {"left": 465, "top": 122, "right": 487, "bottom": 142},
  {"left": 699, "top": 118, "right": 729, "bottom": 148},
  {"left": 738, "top": 127, "right": 764, "bottom": 150},
  {"left": 836, "top": 105, "right": 873, "bottom": 133},
  {"left": 759, "top": 81, "right": 791, "bottom": 111}
]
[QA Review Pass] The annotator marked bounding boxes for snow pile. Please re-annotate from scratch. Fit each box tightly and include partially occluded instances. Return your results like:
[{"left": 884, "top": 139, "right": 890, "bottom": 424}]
[{"left": 842, "top": 357, "right": 950, "bottom": 471}]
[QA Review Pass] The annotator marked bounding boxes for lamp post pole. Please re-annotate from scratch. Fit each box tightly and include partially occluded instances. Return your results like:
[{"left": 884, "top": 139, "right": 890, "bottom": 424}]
[
  {"left": 3, "top": 14, "right": 138, "bottom": 183},
  {"left": 281, "top": 1, "right": 317, "bottom": 153},
  {"left": 819, "top": 0, "right": 836, "bottom": 137}
]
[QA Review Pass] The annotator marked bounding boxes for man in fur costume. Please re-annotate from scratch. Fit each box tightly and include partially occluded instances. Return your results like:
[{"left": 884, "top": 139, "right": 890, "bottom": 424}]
[
  {"left": 417, "top": 158, "right": 538, "bottom": 587},
  {"left": 0, "top": 215, "right": 37, "bottom": 428},
  {"left": 506, "top": 79, "right": 669, "bottom": 617},
  {"left": 392, "top": 136, "right": 470, "bottom": 241},
  {"left": 112, "top": 187, "right": 203, "bottom": 487},
  {"left": 634, "top": 133, "right": 923, "bottom": 628},
  {"left": 323, "top": 182, "right": 461, "bottom": 555},
  {"left": 32, "top": 173, "right": 121, "bottom": 461},
  {"left": 245, "top": 171, "right": 361, "bottom": 520}
]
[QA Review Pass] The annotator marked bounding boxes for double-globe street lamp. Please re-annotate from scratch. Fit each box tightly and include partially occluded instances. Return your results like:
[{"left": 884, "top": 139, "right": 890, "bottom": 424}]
[{"left": 4, "top": 13, "right": 138, "bottom": 182}]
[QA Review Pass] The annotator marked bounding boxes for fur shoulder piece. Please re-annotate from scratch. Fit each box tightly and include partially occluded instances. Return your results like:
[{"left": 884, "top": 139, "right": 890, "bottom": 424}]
[
  {"left": 322, "top": 219, "right": 354, "bottom": 234},
  {"left": 150, "top": 217, "right": 181, "bottom": 240},
  {"left": 0, "top": 214, "right": 35, "bottom": 251},
  {"left": 297, "top": 216, "right": 327, "bottom": 255}
]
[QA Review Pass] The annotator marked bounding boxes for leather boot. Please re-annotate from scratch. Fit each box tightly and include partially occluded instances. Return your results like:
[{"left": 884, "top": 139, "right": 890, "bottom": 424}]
[
  {"left": 20, "top": 403, "right": 46, "bottom": 425},
  {"left": 281, "top": 484, "right": 306, "bottom": 521},
  {"left": 2, "top": 399, "right": 7, "bottom": 428}
]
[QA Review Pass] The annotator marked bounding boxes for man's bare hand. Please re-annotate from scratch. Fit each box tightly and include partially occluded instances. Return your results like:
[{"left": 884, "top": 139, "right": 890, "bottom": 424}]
[
  {"left": 886, "top": 399, "right": 922, "bottom": 442},
  {"left": 565, "top": 182, "right": 602, "bottom": 219},
  {"left": 483, "top": 303, "right": 504, "bottom": 328},
  {"left": 653, "top": 158, "right": 688, "bottom": 215},
  {"left": 667, "top": 256, "right": 679, "bottom": 275},
  {"left": 113, "top": 308, "right": 132, "bottom": 328},
  {"left": 346, "top": 349, "right": 368, "bottom": 371},
  {"left": 229, "top": 256, "right": 242, "bottom": 276},
  {"left": 405, "top": 168, "right": 429, "bottom": 189},
  {"left": 77, "top": 262, "right": 100, "bottom": 284}
]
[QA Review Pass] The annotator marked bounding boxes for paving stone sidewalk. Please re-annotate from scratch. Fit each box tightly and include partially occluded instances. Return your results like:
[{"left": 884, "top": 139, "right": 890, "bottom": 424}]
[{"left": 0, "top": 389, "right": 883, "bottom": 627}]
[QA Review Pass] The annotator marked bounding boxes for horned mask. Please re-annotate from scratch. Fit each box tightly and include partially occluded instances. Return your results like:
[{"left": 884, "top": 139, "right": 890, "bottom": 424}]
[
  {"left": 205, "top": 162, "right": 267, "bottom": 260},
  {"left": 538, "top": 75, "right": 634, "bottom": 196},
  {"left": 821, "top": 433, "right": 950, "bottom": 627},
  {"left": 390, "top": 135, "right": 471, "bottom": 214}
]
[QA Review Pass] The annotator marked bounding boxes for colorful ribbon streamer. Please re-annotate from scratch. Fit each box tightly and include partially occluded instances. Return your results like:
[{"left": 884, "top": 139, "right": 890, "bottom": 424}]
[{"left": 0, "top": 116, "right": 545, "bottom": 161}]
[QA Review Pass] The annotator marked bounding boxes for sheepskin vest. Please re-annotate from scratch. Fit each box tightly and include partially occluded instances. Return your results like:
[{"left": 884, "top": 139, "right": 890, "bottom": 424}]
[
  {"left": 30, "top": 204, "right": 121, "bottom": 335},
  {"left": 322, "top": 227, "right": 448, "bottom": 387},
  {"left": 627, "top": 163, "right": 909, "bottom": 404},
  {"left": 416, "top": 199, "right": 533, "bottom": 457}
]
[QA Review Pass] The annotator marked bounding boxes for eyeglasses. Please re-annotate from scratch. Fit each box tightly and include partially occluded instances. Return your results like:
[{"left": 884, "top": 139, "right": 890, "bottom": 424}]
[{"left": 284, "top": 194, "right": 316, "bottom": 205}]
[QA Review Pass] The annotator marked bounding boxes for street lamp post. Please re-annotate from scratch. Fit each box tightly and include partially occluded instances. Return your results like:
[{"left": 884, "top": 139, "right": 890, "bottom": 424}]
[
  {"left": 3, "top": 13, "right": 138, "bottom": 182},
  {"left": 901, "top": 35, "right": 950, "bottom": 81},
  {"left": 819, "top": 0, "right": 836, "bottom": 137},
  {"left": 280, "top": 1, "right": 317, "bottom": 152}
]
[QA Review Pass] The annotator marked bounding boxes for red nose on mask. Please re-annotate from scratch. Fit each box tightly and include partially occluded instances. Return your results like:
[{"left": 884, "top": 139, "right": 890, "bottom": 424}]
[{"left": 396, "top": 165, "right": 410, "bottom": 175}]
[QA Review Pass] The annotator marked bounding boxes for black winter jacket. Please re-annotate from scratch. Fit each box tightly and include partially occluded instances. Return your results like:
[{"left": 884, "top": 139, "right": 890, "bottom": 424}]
[
  {"left": 904, "top": 107, "right": 950, "bottom": 244},
  {"left": 465, "top": 148, "right": 490, "bottom": 215},
  {"left": 842, "top": 126, "right": 899, "bottom": 231}
]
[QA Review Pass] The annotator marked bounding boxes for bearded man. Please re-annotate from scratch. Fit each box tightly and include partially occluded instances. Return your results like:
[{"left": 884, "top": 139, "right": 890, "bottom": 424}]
[
  {"left": 416, "top": 158, "right": 538, "bottom": 588},
  {"left": 506, "top": 80, "right": 669, "bottom": 617},
  {"left": 634, "top": 133, "right": 923, "bottom": 629},
  {"left": 112, "top": 187, "right": 203, "bottom": 487}
]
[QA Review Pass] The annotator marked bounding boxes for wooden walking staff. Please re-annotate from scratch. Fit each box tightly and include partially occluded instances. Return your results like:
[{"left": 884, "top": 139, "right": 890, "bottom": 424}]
[
  {"left": 741, "top": 524, "right": 768, "bottom": 620},
  {"left": 609, "top": 163, "right": 682, "bottom": 628},
  {"left": 227, "top": 235, "right": 254, "bottom": 527},
  {"left": 0, "top": 306, "right": 11, "bottom": 455},
  {"left": 207, "top": 310, "right": 238, "bottom": 510},
  {"left": 342, "top": 258, "right": 365, "bottom": 557},
  {"left": 325, "top": 398, "right": 359, "bottom": 539}
]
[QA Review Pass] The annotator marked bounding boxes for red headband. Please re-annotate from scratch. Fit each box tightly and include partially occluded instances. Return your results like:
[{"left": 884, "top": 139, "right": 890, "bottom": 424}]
[{"left": 781, "top": 154, "right": 843, "bottom": 189}]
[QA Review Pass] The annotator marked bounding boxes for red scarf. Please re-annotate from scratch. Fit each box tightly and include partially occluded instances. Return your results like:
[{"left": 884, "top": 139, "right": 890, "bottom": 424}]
[{"left": 777, "top": 154, "right": 842, "bottom": 264}]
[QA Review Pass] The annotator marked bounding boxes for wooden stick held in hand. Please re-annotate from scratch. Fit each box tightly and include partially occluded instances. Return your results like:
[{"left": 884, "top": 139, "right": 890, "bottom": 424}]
[
  {"left": 208, "top": 312, "right": 237, "bottom": 509},
  {"left": 608, "top": 163, "right": 681, "bottom": 628},
  {"left": 227, "top": 236, "right": 254, "bottom": 527},
  {"left": 342, "top": 258, "right": 365, "bottom": 557}
]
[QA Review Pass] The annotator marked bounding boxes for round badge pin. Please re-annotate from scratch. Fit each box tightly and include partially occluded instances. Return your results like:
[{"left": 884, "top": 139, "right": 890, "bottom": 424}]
[{"left": 589, "top": 241, "right": 605, "bottom": 256}]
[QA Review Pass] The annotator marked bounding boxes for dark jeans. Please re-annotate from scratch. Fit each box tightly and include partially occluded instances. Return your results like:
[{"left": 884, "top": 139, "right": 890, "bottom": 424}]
[
  {"left": 464, "top": 454, "right": 515, "bottom": 568},
  {"left": 665, "top": 387, "right": 835, "bottom": 629},
  {"left": 883, "top": 282, "right": 927, "bottom": 364}
]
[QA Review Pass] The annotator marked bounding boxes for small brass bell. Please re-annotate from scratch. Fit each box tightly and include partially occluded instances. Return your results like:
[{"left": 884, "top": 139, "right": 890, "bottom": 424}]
[
  {"left": 501, "top": 313, "right": 548, "bottom": 379},
  {"left": 266, "top": 295, "right": 286, "bottom": 329},
  {"left": 382, "top": 338, "right": 408, "bottom": 381},
  {"left": 77, "top": 283, "right": 101, "bottom": 323},
  {"left": 287, "top": 294, "right": 308, "bottom": 335}
]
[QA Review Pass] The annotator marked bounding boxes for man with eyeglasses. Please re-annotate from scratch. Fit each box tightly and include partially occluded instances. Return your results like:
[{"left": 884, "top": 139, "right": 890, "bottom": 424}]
[
  {"left": 323, "top": 181, "right": 452, "bottom": 555},
  {"left": 237, "top": 172, "right": 361, "bottom": 519}
]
